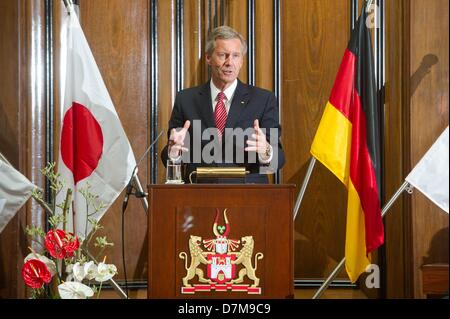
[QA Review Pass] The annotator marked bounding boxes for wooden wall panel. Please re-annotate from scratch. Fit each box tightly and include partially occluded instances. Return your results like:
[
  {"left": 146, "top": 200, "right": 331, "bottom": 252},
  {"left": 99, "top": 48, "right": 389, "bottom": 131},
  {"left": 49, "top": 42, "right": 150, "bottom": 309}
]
[
  {"left": 384, "top": 0, "right": 412, "bottom": 299},
  {"left": 156, "top": 0, "right": 176, "bottom": 184},
  {"left": 0, "top": 0, "right": 47, "bottom": 298},
  {"left": 226, "top": 0, "right": 248, "bottom": 84},
  {"left": 409, "top": 0, "right": 449, "bottom": 298},
  {"left": 282, "top": 0, "right": 351, "bottom": 280},
  {"left": 0, "top": 0, "right": 22, "bottom": 299},
  {"left": 78, "top": 0, "right": 150, "bottom": 282},
  {"left": 255, "top": 0, "right": 274, "bottom": 91},
  {"left": 384, "top": 0, "right": 449, "bottom": 298},
  {"left": 183, "top": 0, "right": 205, "bottom": 88},
  {"left": 0, "top": 1, "right": 20, "bottom": 162}
]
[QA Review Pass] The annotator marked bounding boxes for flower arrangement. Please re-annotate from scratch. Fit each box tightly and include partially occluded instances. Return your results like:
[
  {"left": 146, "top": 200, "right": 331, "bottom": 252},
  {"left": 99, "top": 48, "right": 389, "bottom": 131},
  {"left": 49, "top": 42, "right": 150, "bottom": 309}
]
[{"left": 23, "top": 163, "right": 117, "bottom": 299}]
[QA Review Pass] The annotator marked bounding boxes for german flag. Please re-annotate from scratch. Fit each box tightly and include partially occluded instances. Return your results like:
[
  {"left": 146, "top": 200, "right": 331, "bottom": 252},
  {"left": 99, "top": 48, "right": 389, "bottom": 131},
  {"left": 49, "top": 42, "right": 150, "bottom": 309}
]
[{"left": 310, "top": 7, "right": 384, "bottom": 282}]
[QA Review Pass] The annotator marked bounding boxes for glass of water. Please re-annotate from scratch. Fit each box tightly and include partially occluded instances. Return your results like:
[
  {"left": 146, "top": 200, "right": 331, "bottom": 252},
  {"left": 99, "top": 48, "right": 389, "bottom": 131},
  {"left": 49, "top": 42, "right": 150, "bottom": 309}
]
[{"left": 165, "top": 159, "right": 184, "bottom": 184}]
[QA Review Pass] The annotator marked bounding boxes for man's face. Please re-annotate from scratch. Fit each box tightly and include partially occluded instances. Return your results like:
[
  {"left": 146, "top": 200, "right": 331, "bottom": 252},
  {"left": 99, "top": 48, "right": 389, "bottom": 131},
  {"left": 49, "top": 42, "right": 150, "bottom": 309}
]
[{"left": 206, "top": 38, "right": 244, "bottom": 90}]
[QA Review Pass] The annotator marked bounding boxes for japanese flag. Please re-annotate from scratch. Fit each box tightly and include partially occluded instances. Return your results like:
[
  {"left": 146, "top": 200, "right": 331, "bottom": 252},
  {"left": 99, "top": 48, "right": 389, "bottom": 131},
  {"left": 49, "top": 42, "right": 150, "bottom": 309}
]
[{"left": 57, "top": 6, "right": 136, "bottom": 238}]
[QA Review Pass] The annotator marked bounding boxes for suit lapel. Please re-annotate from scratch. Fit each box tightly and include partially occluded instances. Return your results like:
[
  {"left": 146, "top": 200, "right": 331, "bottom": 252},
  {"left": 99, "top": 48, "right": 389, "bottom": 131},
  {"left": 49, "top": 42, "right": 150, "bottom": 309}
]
[
  {"left": 226, "top": 80, "right": 249, "bottom": 130},
  {"left": 197, "top": 81, "right": 215, "bottom": 128}
]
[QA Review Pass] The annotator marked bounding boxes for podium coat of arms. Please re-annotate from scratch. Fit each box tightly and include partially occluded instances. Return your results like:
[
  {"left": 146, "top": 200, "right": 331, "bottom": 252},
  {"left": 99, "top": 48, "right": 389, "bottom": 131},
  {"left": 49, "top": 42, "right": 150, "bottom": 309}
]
[{"left": 179, "top": 208, "right": 264, "bottom": 294}]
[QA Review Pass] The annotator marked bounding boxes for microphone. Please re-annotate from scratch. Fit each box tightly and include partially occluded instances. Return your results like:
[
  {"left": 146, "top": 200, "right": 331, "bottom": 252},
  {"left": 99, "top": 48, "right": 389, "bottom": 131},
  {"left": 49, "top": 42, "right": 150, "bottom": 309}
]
[{"left": 122, "top": 130, "right": 164, "bottom": 211}]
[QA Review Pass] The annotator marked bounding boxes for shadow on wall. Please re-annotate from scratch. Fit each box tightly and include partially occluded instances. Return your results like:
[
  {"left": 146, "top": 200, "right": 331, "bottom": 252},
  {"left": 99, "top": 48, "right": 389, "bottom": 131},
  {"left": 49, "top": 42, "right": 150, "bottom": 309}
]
[
  {"left": 423, "top": 226, "right": 449, "bottom": 265},
  {"left": 410, "top": 54, "right": 439, "bottom": 97}
]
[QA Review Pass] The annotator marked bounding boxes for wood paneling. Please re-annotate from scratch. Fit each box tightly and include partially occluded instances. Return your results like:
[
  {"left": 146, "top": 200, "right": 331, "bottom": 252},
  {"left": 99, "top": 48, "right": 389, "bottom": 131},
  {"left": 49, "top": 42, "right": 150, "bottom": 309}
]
[
  {"left": 255, "top": 0, "right": 274, "bottom": 91},
  {"left": 183, "top": 0, "right": 205, "bottom": 89},
  {"left": 384, "top": 0, "right": 449, "bottom": 298},
  {"left": 0, "top": 0, "right": 19, "bottom": 162},
  {"left": 0, "top": 0, "right": 21, "bottom": 299},
  {"left": 282, "top": 0, "right": 350, "bottom": 280},
  {"left": 226, "top": 0, "right": 248, "bottom": 84},
  {"left": 78, "top": 0, "right": 150, "bottom": 281},
  {"left": 156, "top": 0, "right": 176, "bottom": 184},
  {"left": 422, "top": 264, "right": 449, "bottom": 296},
  {"left": 409, "top": 0, "right": 449, "bottom": 298},
  {"left": 0, "top": 0, "right": 47, "bottom": 298},
  {"left": 384, "top": 0, "right": 412, "bottom": 298}
]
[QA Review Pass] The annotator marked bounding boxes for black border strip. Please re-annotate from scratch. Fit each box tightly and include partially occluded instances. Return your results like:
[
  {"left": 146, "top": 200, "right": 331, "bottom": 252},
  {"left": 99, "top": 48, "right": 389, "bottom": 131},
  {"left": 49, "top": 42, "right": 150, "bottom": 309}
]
[
  {"left": 44, "top": 0, "right": 53, "bottom": 223},
  {"left": 375, "top": 0, "right": 386, "bottom": 298},
  {"left": 294, "top": 279, "right": 356, "bottom": 288},
  {"left": 351, "top": 0, "right": 359, "bottom": 31},
  {"left": 247, "top": 0, "right": 255, "bottom": 86},
  {"left": 220, "top": 0, "right": 225, "bottom": 25},
  {"left": 176, "top": 0, "right": 184, "bottom": 93},
  {"left": 274, "top": 0, "right": 281, "bottom": 184},
  {"left": 374, "top": 0, "right": 386, "bottom": 206},
  {"left": 99, "top": 279, "right": 356, "bottom": 291},
  {"left": 98, "top": 279, "right": 358, "bottom": 289},
  {"left": 150, "top": 0, "right": 158, "bottom": 183}
]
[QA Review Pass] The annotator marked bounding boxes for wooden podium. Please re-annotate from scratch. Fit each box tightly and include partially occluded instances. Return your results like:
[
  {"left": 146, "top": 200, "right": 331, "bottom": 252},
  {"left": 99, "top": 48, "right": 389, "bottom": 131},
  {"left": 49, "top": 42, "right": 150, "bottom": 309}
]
[{"left": 147, "top": 184, "right": 295, "bottom": 299}]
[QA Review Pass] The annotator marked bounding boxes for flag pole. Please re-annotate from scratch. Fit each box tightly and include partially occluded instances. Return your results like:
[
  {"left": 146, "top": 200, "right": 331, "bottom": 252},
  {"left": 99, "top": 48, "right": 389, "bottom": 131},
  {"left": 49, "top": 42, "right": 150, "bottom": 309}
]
[
  {"left": 0, "top": 152, "right": 12, "bottom": 166},
  {"left": 311, "top": 181, "right": 412, "bottom": 299},
  {"left": 293, "top": 157, "right": 316, "bottom": 220}
]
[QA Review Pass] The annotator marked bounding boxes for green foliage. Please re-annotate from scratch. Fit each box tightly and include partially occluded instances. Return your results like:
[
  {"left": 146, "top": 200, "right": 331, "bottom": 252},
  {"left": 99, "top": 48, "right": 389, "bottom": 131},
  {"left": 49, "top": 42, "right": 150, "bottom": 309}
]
[
  {"left": 94, "top": 236, "right": 114, "bottom": 249},
  {"left": 25, "top": 226, "right": 45, "bottom": 239}
]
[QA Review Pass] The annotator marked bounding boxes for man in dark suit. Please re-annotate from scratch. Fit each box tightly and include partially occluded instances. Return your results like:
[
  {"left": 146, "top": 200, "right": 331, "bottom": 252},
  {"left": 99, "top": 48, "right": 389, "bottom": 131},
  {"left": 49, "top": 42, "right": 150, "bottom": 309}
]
[{"left": 162, "top": 26, "right": 284, "bottom": 184}]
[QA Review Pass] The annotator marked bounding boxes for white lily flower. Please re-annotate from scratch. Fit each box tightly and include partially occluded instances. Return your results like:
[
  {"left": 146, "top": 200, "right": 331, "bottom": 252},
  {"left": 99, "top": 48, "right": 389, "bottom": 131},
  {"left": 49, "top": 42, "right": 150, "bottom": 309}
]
[
  {"left": 84, "top": 261, "right": 98, "bottom": 280},
  {"left": 24, "top": 252, "right": 57, "bottom": 277},
  {"left": 72, "top": 262, "right": 86, "bottom": 282},
  {"left": 95, "top": 262, "right": 117, "bottom": 282},
  {"left": 58, "top": 282, "right": 94, "bottom": 299}
]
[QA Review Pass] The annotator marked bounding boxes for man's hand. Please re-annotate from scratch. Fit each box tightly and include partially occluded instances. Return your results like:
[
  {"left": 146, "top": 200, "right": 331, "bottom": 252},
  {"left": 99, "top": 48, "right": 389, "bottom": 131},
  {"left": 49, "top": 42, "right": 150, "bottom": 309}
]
[
  {"left": 245, "top": 119, "right": 269, "bottom": 155},
  {"left": 168, "top": 120, "right": 191, "bottom": 158}
]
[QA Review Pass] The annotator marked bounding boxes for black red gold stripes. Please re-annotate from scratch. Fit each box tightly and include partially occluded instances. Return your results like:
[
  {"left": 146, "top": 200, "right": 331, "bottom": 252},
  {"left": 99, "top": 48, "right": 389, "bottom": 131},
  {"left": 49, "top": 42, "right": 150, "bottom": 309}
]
[{"left": 310, "top": 6, "right": 384, "bottom": 283}]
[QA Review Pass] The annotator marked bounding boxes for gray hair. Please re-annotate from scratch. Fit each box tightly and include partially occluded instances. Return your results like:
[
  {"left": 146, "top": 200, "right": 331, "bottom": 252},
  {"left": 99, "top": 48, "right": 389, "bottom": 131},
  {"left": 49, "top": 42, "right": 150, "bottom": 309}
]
[{"left": 205, "top": 26, "right": 247, "bottom": 55}]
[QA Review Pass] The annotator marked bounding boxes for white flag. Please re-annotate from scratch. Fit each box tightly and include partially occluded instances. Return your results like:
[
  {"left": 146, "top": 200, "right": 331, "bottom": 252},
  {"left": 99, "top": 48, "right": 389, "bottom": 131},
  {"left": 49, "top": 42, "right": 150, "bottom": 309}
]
[
  {"left": 0, "top": 159, "right": 36, "bottom": 233},
  {"left": 57, "top": 7, "right": 136, "bottom": 238},
  {"left": 406, "top": 126, "right": 449, "bottom": 213},
  {"left": 0, "top": 199, "right": 6, "bottom": 214}
]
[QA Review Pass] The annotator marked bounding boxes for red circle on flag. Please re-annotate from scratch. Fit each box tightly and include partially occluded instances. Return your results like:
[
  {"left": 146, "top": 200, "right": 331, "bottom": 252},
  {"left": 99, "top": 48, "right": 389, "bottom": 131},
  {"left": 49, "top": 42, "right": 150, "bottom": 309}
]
[{"left": 61, "top": 102, "right": 103, "bottom": 184}]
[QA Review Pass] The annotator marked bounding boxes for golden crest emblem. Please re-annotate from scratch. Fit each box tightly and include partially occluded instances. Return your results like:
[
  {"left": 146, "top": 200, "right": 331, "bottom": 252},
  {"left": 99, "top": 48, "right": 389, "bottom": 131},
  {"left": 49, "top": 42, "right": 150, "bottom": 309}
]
[{"left": 179, "top": 208, "right": 264, "bottom": 294}]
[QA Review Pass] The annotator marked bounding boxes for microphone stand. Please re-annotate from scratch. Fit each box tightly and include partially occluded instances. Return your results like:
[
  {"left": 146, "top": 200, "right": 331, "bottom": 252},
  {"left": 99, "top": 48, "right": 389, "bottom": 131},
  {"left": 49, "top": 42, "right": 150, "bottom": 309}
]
[
  {"left": 122, "top": 130, "right": 164, "bottom": 215},
  {"left": 120, "top": 130, "right": 164, "bottom": 299}
]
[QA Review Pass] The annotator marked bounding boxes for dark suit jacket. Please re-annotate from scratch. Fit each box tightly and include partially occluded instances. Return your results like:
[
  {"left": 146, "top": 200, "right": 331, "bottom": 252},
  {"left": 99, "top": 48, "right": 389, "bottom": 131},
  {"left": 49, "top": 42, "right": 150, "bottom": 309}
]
[{"left": 161, "top": 79, "right": 285, "bottom": 184}]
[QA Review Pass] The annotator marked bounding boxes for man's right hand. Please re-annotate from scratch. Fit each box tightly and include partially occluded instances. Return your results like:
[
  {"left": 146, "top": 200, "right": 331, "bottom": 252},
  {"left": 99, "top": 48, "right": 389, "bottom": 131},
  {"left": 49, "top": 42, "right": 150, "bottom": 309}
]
[{"left": 168, "top": 120, "right": 191, "bottom": 158}]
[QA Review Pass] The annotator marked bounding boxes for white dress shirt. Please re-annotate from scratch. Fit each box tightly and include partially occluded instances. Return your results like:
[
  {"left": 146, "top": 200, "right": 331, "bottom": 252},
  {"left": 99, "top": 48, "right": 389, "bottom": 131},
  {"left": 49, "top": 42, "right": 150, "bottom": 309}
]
[{"left": 210, "top": 79, "right": 237, "bottom": 114}]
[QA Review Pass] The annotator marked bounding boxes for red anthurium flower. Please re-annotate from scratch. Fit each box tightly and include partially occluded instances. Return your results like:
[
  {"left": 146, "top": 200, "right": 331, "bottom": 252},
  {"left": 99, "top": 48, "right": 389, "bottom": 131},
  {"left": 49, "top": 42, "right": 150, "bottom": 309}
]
[
  {"left": 64, "top": 236, "right": 80, "bottom": 257},
  {"left": 22, "top": 259, "right": 52, "bottom": 289},
  {"left": 44, "top": 229, "right": 80, "bottom": 259}
]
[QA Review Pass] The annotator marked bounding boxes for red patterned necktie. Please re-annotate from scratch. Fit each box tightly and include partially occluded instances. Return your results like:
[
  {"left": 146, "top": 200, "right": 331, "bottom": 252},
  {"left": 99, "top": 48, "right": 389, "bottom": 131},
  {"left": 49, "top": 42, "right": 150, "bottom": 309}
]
[{"left": 214, "top": 91, "right": 227, "bottom": 137}]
